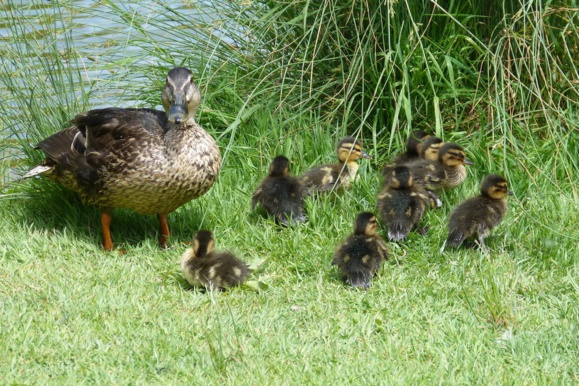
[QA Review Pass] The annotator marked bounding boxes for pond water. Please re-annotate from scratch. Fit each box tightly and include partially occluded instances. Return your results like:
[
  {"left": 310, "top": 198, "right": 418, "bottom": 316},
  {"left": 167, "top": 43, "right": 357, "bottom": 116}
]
[
  {"left": 0, "top": 0, "right": 227, "bottom": 108},
  {"left": 0, "top": 1, "right": 238, "bottom": 182}
]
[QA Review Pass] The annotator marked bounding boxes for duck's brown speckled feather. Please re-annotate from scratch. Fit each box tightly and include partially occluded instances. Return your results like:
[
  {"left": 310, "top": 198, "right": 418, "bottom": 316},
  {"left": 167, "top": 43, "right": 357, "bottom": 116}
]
[{"left": 32, "top": 107, "right": 221, "bottom": 215}]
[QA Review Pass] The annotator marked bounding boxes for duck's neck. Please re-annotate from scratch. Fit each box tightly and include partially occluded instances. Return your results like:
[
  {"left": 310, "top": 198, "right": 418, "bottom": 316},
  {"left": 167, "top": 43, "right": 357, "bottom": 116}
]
[{"left": 345, "top": 161, "right": 360, "bottom": 180}]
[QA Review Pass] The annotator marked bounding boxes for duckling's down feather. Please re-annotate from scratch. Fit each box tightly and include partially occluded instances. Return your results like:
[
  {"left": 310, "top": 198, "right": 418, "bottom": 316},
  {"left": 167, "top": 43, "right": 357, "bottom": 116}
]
[
  {"left": 332, "top": 235, "right": 385, "bottom": 290},
  {"left": 252, "top": 175, "right": 306, "bottom": 225},
  {"left": 446, "top": 196, "right": 507, "bottom": 247},
  {"left": 182, "top": 251, "right": 251, "bottom": 290}
]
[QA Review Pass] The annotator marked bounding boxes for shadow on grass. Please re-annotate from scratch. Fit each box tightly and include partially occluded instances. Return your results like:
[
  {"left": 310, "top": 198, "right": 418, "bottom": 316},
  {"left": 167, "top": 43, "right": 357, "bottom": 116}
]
[{"left": 6, "top": 178, "right": 210, "bottom": 251}]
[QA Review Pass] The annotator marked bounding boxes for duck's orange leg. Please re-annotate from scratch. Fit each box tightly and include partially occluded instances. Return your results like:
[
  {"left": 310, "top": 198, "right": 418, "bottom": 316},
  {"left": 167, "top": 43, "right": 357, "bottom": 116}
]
[
  {"left": 100, "top": 209, "right": 114, "bottom": 251},
  {"left": 157, "top": 213, "right": 170, "bottom": 249}
]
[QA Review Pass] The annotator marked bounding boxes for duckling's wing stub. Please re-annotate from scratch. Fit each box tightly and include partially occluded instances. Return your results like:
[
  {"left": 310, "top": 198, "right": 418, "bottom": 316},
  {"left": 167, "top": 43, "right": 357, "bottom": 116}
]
[
  {"left": 253, "top": 176, "right": 306, "bottom": 225},
  {"left": 300, "top": 165, "right": 341, "bottom": 193},
  {"left": 333, "top": 236, "right": 382, "bottom": 289}
]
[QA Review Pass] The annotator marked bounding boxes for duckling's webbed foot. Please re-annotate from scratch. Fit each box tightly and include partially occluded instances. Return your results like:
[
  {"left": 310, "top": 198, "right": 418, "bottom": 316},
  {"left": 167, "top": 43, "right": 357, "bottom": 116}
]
[
  {"left": 427, "top": 190, "right": 442, "bottom": 208},
  {"left": 417, "top": 225, "right": 430, "bottom": 236}
]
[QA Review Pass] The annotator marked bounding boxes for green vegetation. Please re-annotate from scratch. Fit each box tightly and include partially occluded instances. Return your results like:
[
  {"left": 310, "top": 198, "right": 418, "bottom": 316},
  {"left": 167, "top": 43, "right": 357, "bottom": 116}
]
[{"left": 1, "top": 0, "right": 577, "bottom": 384}]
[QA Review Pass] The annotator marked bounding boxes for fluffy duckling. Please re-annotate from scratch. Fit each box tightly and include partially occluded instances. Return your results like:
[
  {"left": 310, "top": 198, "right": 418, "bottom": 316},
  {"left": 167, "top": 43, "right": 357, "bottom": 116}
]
[
  {"left": 406, "top": 142, "right": 473, "bottom": 206},
  {"left": 332, "top": 212, "right": 389, "bottom": 290},
  {"left": 300, "top": 137, "right": 371, "bottom": 195},
  {"left": 377, "top": 166, "right": 430, "bottom": 241},
  {"left": 380, "top": 130, "right": 432, "bottom": 176},
  {"left": 181, "top": 230, "right": 250, "bottom": 290},
  {"left": 446, "top": 174, "right": 512, "bottom": 248},
  {"left": 252, "top": 156, "right": 306, "bottom": 225},
  {"left": 381, "top": 136, "right": 444, "bottom": 188}
]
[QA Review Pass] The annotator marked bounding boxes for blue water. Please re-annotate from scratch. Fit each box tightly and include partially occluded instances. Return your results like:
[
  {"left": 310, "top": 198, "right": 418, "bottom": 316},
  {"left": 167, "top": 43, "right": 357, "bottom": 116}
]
[
  {"left": 0, "top": 0, "right": 234, "bottom": 181},
  {"left": 0, "top": 0, "right": 231, "bottom": 108}
]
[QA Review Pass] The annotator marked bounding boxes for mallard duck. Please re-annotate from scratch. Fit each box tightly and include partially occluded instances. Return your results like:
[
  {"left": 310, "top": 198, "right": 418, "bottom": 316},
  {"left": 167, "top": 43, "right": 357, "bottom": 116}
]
[
  {"left": 446, "top": 174, "right": 512, "bottom": 248},
  {"left": 181, "top": 230, "right": 250, "bottom": 290},
  {"left": 299, "top": 137, "right": 371, "bottom": 195},
  {"left": 380, "top": 130, "right": 431, "bottom": 176},
  {"left": 251, "top": 155, "right": 306, "bottom": 225},
  {"left": 23, "top": 67, "right": 221, "bottom": 251},
  {"left": 377, "top": 166, "right": 430, "bottom": 241},
  {"left": 331, "top": 212, "right": 389, "bottom": 289}
]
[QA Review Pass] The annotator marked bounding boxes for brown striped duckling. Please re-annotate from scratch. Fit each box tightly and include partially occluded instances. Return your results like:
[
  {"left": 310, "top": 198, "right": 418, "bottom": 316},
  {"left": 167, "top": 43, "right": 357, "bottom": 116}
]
[
  {"left": 300, "top": 137, "right": 371, "bottom": 195},
  {"left": 406, "top": 142, "right": 473, "bottom": 207},
  {"left": 380, "top": 130, "right": 432, "bottom": 177},
  {"left": 332, "top": 212, "right": 389, "bottom": 290},
  {"left": 377, "top": 166, "right": 430, "bottom": 241},
  {"left": 251, "top": 155, "right": 306, "bottom": 225},
  {"left": 446, "top": 174, "right": 512, "bottom": 249},
  {"left": 381, "top": 136, "right": 444, "bottom": 188},
  {"left": 181, "top": 230, "right": 250, "bottom": 290},
  {"left": 408, "top": 142, "right": 473, "bottom": 190}
]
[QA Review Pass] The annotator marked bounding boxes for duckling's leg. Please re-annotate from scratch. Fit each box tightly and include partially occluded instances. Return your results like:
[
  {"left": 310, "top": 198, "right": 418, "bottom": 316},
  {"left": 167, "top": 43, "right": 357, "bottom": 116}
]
[
  {"left": 100, "top": 208, "right": 114, "bottom": 251},
  {"left": 157, "top": 214, "right": 170, "bottom": 249},
  {"left": 427, "top": 191, "right": 442, "bottom": 208}
]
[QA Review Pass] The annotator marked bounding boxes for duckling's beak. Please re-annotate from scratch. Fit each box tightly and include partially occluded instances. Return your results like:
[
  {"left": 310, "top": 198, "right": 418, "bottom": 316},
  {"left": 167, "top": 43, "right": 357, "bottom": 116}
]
[
  {"left": 168, "top": 92, "right": 188, "bottom": 124},
  {"left": 362, "top": 152, "right": 372, "bottom": 159},
  {"left": 507, "top": 190, "right": 514, "bottom": 196},
  {"left": 464, "top": 158, "right": 474, "bottom": 166}
]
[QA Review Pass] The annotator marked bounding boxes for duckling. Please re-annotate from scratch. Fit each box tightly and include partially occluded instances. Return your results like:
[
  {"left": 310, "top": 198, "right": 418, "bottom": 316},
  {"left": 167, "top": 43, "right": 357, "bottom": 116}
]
[
  {"left": 251, "top": 155, "right": 306, "bottom": 225},
  {"left": 23, "top": 67, "right": 221, "bottom": 251},
  {"left": 381, "top": 136, "right": 444, "bottom": 188},
  {"left": 446, "top": 174, "right": 513, "bottom": 249},
  {"left": 299, "top": 137, "right": 371, "bottom": 195},
  {"left": 181, "top": 230, "right": 251, "bottom": 290},
  {"left": 377, "top": 166, "right": 430, "bottom": 241},
  {"left": 408, "top": 142, "right": 473, "bottom": 191},
  {"left": 331, "top": 212, "right": 389, "bottom": 290},
  {"left": 380, "top": 130, "right": 431, "bottom": 177}
]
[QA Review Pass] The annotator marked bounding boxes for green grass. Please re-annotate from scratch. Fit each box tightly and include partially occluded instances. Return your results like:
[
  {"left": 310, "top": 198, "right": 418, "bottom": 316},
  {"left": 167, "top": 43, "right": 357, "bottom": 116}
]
[{"left": 1, "top": 0, "right": 578, "bottom": 384}]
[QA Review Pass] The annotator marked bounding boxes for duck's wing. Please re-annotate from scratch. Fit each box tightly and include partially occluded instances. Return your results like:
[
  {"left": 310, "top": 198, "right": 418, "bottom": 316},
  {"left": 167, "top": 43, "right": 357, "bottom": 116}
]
[{"left": 75, "top": 108, "right": 167, "bottom": 153}]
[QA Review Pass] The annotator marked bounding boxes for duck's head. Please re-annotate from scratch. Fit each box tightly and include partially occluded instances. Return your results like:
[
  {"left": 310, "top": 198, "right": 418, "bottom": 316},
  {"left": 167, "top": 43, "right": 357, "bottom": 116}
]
[
  {"left": 438, "top": 143, "right": 474, "bottom": 167},
  {"left": 353, "top": 212, "right": 379, "bottom": 236},
  {"left": 337, "top": 137, "right": 371, "bottom": 163},
  {"left": 269, "top": 155, "right": 291, "bottom": 177},
  {"left": 419, "top": 137, "right": 444, "bottom": 162},
  {"left": 406, "top": 130, "right": 431, "bottom": 155},
  {"left": 481, "top": 174, "right": 513, "bottom": 199},
  {"left": 162, "top": 67, "right": 201, "bottom": 125},
  {"left": 192, "top": 230, "right": 215, "bottom": 258},
  {"left": 387, "top": 166, "right": 414, "bottom": 189}
]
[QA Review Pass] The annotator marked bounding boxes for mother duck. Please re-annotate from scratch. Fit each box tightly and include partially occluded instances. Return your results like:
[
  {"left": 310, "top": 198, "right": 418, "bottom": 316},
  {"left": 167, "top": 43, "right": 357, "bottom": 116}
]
[{"left": 24, "top": 67, "right": 222, "bottom": 251}]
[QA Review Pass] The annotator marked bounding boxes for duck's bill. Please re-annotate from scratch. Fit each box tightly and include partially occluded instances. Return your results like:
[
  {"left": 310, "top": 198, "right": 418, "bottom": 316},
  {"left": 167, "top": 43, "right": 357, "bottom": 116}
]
[
  {"left": 464, "top": 159, "right": 474, "bottom": 166},
  {"left": 362, "top": 152, "right": 372, "bottom": 159},
  {"left": 169, "top": 104, "right": 188, "bottom": 124}
]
